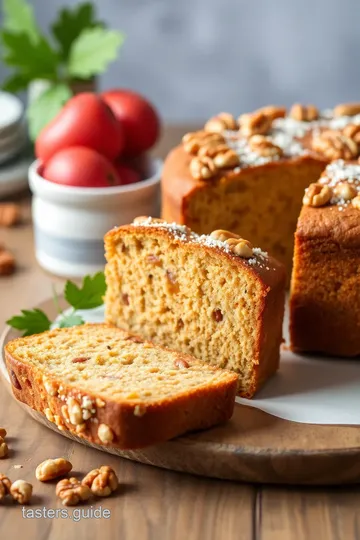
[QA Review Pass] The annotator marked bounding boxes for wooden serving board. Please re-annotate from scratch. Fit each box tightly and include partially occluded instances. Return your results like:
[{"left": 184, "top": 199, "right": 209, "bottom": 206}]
[{"left": 2, "top": 299, "right": 360, "bottom": 486}]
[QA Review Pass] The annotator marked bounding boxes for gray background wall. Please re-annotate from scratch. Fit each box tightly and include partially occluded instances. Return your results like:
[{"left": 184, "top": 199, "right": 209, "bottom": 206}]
[{"left": 1, "top": 0, "right": 360, "bottom": 122}]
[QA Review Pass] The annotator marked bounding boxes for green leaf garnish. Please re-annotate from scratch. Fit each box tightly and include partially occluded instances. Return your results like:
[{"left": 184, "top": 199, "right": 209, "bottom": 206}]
[
  {"left": 64, "top": 271, "right": 106, "bottom": 310},
  {"left": 68, "top": 27, "right": 124, "bottom": 78},
  {"left": 26, "top": 83, "right": 72, "bottom": 141},
  {"left": 6, "top": 309, "right": 52, "bottom": 337},
  {"left": 1, "top": 31, "right": 59, "bottom": 79},
  {"left": 2, "top": 0, "right": 40, "bottom": 43},
  {"left": 2, "top": 72, "right": 33, "bottom": 93},
  {"left": 58, "top": 313, "right": 85, "bottom": 329},
  {"left": 51, "top": 3, "right": 98, "bottom": 61}
]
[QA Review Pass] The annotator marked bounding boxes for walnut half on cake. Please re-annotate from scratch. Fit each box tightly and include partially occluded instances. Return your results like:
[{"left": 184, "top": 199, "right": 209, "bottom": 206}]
[
  {"left": 104, "top": 218, "right": 286, "bottom": 397},
  {"left": 290, "top": 160, "right": 360, "bottom": 357}
]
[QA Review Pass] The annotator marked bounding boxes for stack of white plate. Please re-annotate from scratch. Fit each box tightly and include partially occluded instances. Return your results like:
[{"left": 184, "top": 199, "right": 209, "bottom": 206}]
[{"left": 0, "top": 92, "right": 32, "bottom": 198}]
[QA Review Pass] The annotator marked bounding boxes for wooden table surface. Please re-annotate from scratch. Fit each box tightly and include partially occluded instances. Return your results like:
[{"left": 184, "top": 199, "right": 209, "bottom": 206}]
[{"left": 1, "top": 126, "right": 360, "bottom": 540}]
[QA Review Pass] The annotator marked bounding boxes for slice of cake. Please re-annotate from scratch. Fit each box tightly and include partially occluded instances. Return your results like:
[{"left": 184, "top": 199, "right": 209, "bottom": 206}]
[
  {"left": 290, "top": 159, "right": 360, "bottom": 357},
  {"left": 105, "top": 217, "right": 286, "bottom": 397},
  {"left": 5, "top": 324, "right": 238, "bottom": 449},
  {"left": 161, "top": 103, "right": 360, "bottom": 280}
]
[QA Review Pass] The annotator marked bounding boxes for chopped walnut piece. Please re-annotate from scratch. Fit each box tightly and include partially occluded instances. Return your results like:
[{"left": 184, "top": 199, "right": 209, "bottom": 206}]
[
  {"left": 303, "top": 183, "right": 332, "bottom": 207},
  {"left": 312, "top": 130, "right": 358, "bottom": 160},
  {"left": 10, "top": 480, "right": 33, "bottom": 504},
  {"left": 213, "top": 149, "right": 240, "bottom": 168},
  {"left": 0, "top": 203, "right": 21, "bottom": 227},
  {"left": 0, "top": 437, "right": 8, "bottom": 458},
  {"left": 239, "top": 111, "right": 273, "bottom": 137},
  {"left": 352, "top": 195, "right": 360, "bottom": 209},
  {"left": 257, "top": 105, "right": 287, "bottom": 120},
  {"left": 36, "top": 458, "right": 73, "bottom": 482},
  {"left": 67, "top": 397, "right": 83, "bottom": 426},
  {"left": 182, "top": 131, "right": 225, "bottom": 154},
  {"left": 204, "top": 112, "right": 238, "bottom": 133},
  {"left": 212, "top": 309, "right": 223, "bottom": 322},
  {"left": 98, "top": 424, "right": 114, "bottom": 444},
  {"left": 248, "top": 135, "right": 283, "bottom": 158},
  {"left": 225, "top": 238, "right": 254, "bottom": 258},
  {"left": 198, "top": 142, "right": 230, "bottom": 158},
  {"left": 189, "top": 156, "right": 217, "bottom": 180},
  {"left": 82, "top": 466, "right": 119, "bottom": 497},
  {"left": 0, "top": 474, "right": 11, "bottom": 500},
  {"left": 56, "top": 477, "right": 92, "bottom": 506},
  {"left": 210, "top": 229, "right": 240, "bottom": 242},
  {"left": 342, "top": 124, "right": 360, "bottom": 144},
  {"left": 333, "top": 102, "right": 360, "bottom": 117},
  {"left": 289, "top": 103, "right": 319, "bottom": 122},
  {"left": 333, "top": 182, "right": 357, "bottom": 201}
]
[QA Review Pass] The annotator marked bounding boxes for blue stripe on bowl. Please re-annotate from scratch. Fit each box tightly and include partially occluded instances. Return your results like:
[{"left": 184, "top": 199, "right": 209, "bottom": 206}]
[{"left": 34, "top": 228, "right": 105, "bottom": 265}]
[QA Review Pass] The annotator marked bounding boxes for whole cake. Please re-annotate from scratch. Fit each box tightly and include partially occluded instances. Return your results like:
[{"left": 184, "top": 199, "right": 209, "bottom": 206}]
[
  {"left": 161, "top": 102, "right": 360, "bottom": 278},
  {"left": 5, "top": 324, "right": 238, "bottom": 449},
  {"left": 290, "top": 159, "right": 360, "bottom": 357},
  {"left": 104, "top": 217, "right": 286, "bottom": 397}
]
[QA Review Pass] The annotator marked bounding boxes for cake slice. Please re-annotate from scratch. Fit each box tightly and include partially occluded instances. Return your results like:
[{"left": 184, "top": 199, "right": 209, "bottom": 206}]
[
  {"left": 105, "top": 217, "right": 286, "bottom": 397},
  {"left": 290, "top": 159, "right": 360, "bottom": 357},
  {"left": 5, "top": 324, "right": 238, "bottom": 449}
]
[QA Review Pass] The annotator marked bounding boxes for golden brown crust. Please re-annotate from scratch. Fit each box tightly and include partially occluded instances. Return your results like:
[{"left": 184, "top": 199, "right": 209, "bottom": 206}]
[
  {"left": 290, "top": 205, "right": 360, "bottom": 357},
  {"left": 5, "top": 325, "right": 238, "bottom": 450}
]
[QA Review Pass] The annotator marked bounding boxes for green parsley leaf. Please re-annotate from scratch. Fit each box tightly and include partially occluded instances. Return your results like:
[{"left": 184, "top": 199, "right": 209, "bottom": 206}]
[
  {"left": 2, "top": 72, "right": 32, "bottom": 93},
  {"left": 7, "top": 309, "right": 52, "bottom": 337},
  {"left": 1, "top": 31, "right": 59, "bottom": 79},
  {"left": 2, "top": 0, "right": 40, "bottom": 43},
  {"left": 64, "top": 272, "right": 106, "bottom": 310},
  {"left": 58, "top": 313, "right": 85, "bottom": 329},
  {"left": 26, "top": 83, "right": 72, "bottom": 141},
  {"left": 68, "top": 27, "right": 124, "bottom": 79},
  {"left": 51, "top": 2, "right": 99, "bottom": 61}
]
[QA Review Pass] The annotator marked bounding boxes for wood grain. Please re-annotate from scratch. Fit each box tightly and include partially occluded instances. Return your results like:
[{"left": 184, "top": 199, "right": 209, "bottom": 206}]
[{"left": 1, "top": 126, "right": 360, "bottom": 539}]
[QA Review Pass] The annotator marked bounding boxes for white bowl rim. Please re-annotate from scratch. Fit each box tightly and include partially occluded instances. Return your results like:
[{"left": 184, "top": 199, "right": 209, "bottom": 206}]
[{"left": 29, "top": 157, "right": 163, "bottom": 198}]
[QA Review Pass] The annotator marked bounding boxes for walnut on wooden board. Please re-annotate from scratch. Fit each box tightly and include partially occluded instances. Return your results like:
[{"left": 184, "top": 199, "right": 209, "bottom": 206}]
[
  {"left": 56, "top": 477, "right": 92, "bottom": 506},
  {"left": 0, "top": 474, "right": 11, "bottom": 501},
  {"left": 10, "top": 480, "right": 33, "bottom": 504},
  {"left": 36, "top": 458, "right": 73, "bottom": 482},
  {"left": 82, "top": 466, "right": 119, "bottom": 497}
]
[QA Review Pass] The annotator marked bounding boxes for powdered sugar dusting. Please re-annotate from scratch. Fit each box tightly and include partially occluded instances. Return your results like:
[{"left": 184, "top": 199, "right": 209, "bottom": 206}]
[{"left": 131, "top": 218, "right": 273, "bottom": 269}]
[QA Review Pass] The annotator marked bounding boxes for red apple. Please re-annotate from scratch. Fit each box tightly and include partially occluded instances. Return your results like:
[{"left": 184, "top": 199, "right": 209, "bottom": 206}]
[
  {"left": 42, "top": 146, "right": 120, "bottom": 188},
  {"left": 36, "top": 93, "right": 124, "bottom": 163},
  {"left": 114, "top": 162, "right": 142, "bottom": 185},
  {"left": 101, "top": 89, "right": 160, "bottom": 156}
]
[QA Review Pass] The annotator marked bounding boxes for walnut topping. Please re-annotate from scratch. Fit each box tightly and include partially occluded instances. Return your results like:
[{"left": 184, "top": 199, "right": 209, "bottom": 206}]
[
  {"left": 210, "top": 229, "right": 240, "bottom": 242},
  {"left": 289, "top": 103, "right": 319, "bottom": 122},
  {"left": 98, "top": 424, "right": 114, "bottom": 444},
  {"left": 333, "top": 182, "right": 357, "bottom": 201},
  {"left": 0, "top": 474, "right": 11, "bottom": 501},
  {"left": 333, "top": 102, "right": 360, "bottom": 117},
  {"left": 198, "top": 142, "right": 230, "bottom": 158},
  {"left": 257, "top": 105, "right": 286, "bottom": 120},
  {"left": 174, "top": 358, "right": 190, "bottom": 369},
  {"left": 10, "top": 480, "right": 33, "bottom": 504},
  {"left": 352, "top": 195, "right": 360, "bottom": 209},
  {"left": 43, "top": 377, "right": 58, "bottom": 396},
  {"left": 56, "top": 477, "right": 92, "bottom": 506},
  {"left": 342, "top": 123, "right": 360, "bottom": 144},
  {"left": 212, "top": 309, "right": 223, "bottom": 322},
  {"left": 248, "top": 135, "right": 283, "bottom": 157},
  {"left": 312, "top": 130, "right": 358, "bottom": 160},
  {"left": 0, "top": 437, "right": 8, "bottom": 458},
  {"left": 182, "top": 131, "right": 225, "bottom": 154},
  {"left": 189, "top": 156, "right": 217, "bottom": 180},
  {"left": 213, "top": 149, "right": 240, "bottom": 168},
  {"left": 303, "top": 183, "right": 332, "bottom": 207},
  {"left": 238, "top": 111, "right": 273, "bottom": 137},
  {"left": 36, "top": 458, "right": 73, "bottom": 482},
  {"left": 67, "top": 397, "right": 83, "bottom": 426},
  {"left": 82, "top": 466, "right": 119, "bottom": 497},
  {"left": 204, "top": 112, "right": 238, "bottom": 133},
  {"left": 225, "top": 238, "right": 254, "bottom": 258}
]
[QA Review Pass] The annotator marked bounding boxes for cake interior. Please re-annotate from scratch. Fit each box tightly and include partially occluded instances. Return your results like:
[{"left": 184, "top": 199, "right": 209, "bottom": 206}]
[
  {"left": 8, "top": 325, "right": 233, "bottom": 403},
  {"left": 166, "top": 158, "right": 325, "bottom": 280},
  {"left": 105, "top": 231, "right": 267, "bottom": 395}
]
